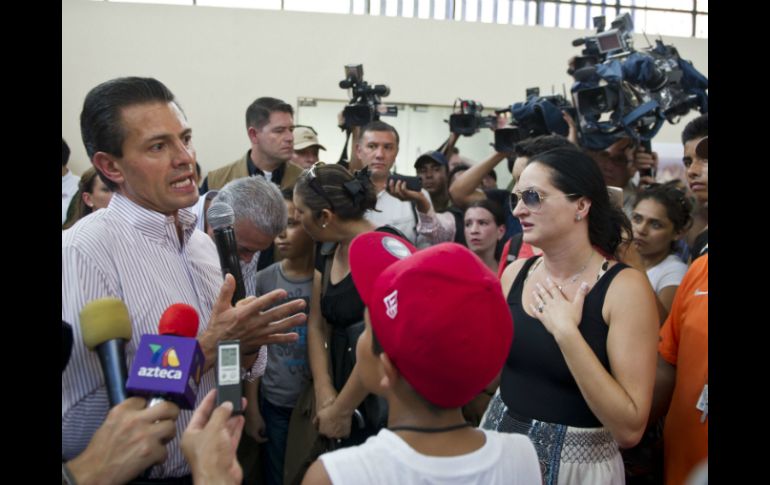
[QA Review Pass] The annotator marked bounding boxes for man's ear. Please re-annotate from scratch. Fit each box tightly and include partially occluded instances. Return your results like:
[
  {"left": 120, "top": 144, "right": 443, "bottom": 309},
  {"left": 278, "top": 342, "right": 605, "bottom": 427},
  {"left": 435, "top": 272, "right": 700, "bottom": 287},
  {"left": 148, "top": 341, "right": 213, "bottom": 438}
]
[
  {"left": 379, "top": 352, "right": 399, "bottom": 390},
  {"left": 248, "top": 126, "right": 260, "bottom": 145},
  {"left": 92, "top": 152, "right": 125, "bottom": 187}
]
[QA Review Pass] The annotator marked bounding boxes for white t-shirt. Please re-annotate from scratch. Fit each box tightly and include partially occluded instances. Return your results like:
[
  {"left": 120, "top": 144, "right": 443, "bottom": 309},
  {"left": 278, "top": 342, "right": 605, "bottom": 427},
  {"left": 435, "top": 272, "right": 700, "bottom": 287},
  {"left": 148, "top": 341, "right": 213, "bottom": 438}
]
[
  {"left": 62, "top": 170, "right": 81, "bottom": 224},
  {"left": 319, "top": 428, "right": 541, "bottom": 485},
  {"left": 646, "top": 253, "right": 689, "bottom": 293}
]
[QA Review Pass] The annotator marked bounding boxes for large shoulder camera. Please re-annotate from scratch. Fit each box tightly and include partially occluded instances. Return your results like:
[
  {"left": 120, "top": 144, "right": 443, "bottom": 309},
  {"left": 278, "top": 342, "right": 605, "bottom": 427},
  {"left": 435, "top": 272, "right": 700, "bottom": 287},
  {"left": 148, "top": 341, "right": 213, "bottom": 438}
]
[
  {"left": 448, "top": 99, "right": 497, "bottom": 136},
  {"left": 340, "top": 64, "right": 397, "bottom": 130},
  {"left": 569, "top": 13, "right": 708, "bottom": 149}
]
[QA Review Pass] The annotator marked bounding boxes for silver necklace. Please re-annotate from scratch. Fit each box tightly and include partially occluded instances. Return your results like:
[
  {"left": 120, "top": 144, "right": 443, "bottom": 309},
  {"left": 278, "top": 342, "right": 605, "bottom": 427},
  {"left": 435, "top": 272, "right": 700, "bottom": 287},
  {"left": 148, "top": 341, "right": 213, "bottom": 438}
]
[{"left": 542, "top": 250, "right": 595, "bottom": 291}]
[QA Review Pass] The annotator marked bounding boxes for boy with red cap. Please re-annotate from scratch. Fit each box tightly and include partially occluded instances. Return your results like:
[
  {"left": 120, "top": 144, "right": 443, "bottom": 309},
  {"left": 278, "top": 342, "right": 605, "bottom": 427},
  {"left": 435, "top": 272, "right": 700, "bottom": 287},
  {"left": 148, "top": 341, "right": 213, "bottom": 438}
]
[{"left": 301, "top": 233, "right": 541, "bottom": 484}]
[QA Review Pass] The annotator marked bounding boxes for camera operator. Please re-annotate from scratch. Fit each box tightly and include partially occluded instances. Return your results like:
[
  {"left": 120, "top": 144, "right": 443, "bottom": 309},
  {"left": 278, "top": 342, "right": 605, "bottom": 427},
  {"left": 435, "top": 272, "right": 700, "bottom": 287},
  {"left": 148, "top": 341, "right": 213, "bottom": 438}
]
[
  {"left": 348, "top": 121, "right": 436, "bottom": 247},
  {"left": 583, "top": 137, "right": 659, "bottom": 218}
]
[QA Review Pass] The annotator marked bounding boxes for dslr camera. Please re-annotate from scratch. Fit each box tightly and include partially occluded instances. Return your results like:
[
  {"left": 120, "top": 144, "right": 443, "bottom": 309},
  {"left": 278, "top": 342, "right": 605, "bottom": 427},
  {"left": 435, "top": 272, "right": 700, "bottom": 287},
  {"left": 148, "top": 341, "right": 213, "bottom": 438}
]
[{"left": 339, "top": 64, "right": 397, "bottom": 130}]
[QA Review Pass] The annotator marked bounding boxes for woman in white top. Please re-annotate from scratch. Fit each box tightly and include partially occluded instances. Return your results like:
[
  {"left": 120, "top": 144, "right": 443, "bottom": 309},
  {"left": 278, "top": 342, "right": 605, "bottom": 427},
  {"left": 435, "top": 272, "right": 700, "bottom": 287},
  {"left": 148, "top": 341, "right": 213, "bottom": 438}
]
[{"left": 631, "top": 181, "right": 694, "bottom": 316}]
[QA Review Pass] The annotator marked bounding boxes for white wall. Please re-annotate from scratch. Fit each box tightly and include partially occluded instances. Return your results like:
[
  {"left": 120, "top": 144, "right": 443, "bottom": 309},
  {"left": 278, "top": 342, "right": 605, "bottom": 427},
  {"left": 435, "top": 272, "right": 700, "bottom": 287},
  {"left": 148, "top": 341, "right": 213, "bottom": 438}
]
[{"left": 62, "top": 0, "right": 708, "bottom": 180}]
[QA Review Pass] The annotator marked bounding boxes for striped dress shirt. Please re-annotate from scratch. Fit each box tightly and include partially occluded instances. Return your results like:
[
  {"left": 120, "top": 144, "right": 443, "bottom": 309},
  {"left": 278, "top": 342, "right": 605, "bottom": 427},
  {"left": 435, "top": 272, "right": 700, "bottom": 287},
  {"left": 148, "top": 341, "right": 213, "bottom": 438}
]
[{"left": 62, "top": 193, "right": 257, "bottom": 478}]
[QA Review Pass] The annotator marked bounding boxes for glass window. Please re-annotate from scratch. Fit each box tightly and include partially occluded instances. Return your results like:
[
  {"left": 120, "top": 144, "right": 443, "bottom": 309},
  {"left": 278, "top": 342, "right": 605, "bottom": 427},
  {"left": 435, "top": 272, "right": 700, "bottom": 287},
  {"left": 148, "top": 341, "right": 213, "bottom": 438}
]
[
  {"left": 417, "top": 0, "right": 431, "bottom": 18},
  {"left": 543, "top": 1, "right": 556, "bottom": 27},
  {"left": 512, "top": 0, "right": 526, "bottom": 26},
  {"left": 641, "top": 10, "right": 692, "bottom": 37},
  {"left": 403, "top": 0, "right": 416, "bottom": 17},
  {"left": 697, "top": 0, "right": 708, "bottom": 13},
  {"left": 480, "top": 0, "right": 495, "bottom": 23},
  {"left": 695, "top": 13, "right": 708, "bottom": 38},
  {"left": 465, "top": 0, "right": 480, "bottom": 22},
  {"left": 497, "top": 0, "right": 511, "bottom": 24},
  {"left": 645, "top": 0, "right": 693, "bottom": 10},
  {"left": 435, "top": 0, "right": 448, "bottom": 20},
  {"left": 558, "top": 2, "right": 572, "bottom": 29},
  {"left": 284, "top": 0, "right": 350, "bottom": 14},
  {"left": 197, "top": 0, "right": 280, "bottom": 8},
  {"left": 385, "top": 0, "right": 398, "bottom": 16},
  {"left": 352, "top": 0, "right": 366, "bottom": 14}
]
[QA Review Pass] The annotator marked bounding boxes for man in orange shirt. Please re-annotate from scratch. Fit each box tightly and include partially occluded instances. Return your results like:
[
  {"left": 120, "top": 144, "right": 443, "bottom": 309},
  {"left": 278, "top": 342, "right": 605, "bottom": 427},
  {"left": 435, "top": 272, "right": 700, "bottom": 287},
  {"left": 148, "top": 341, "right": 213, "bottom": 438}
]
[{"left": 652, "top": 253, "right": 708, "bottom": 484}]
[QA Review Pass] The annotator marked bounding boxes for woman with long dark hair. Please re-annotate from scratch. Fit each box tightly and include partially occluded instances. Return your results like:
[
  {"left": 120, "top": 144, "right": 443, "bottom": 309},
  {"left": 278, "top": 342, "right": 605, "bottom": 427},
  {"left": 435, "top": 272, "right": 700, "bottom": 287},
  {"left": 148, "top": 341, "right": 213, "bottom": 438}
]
[
  {"left": 293, "top": 163, "right": 400, "bottom": 449},
  {"left": 482, "top": 147, "right": 658, "bottom": 484},
  {"left": 631, "top": 181, "right": 693, "bottom": 315}
]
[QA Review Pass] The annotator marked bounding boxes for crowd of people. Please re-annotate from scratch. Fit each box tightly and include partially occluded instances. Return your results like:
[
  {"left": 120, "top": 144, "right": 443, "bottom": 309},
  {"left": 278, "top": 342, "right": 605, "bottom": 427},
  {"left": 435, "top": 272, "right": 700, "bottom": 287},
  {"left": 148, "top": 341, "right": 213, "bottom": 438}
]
[{"left": 62, "top": 75, "right": 708, "bottom": 484}]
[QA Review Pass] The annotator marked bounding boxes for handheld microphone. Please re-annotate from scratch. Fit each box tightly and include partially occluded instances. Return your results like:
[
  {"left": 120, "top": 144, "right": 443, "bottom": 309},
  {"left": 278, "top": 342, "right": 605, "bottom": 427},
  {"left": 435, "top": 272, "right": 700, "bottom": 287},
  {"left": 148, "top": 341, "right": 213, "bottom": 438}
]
[
  {"left": 207, "top": 202, "right": 246, "bottom": 305},
  {"left": 126, "top": 303, "right": 205, "bottom": 410},
  {"left": 79, "top": 298, "right": 133, "bottom": 407}
]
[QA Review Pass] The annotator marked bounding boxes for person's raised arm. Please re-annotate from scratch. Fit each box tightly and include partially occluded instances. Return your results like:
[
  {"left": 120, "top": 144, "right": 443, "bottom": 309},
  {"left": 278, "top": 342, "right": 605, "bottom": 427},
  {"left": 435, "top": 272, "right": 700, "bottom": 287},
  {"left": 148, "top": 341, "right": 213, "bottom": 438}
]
[
  {"left": 448, "top": 151, "right": 506, "bottom": 209},
  {"left": 347, "top": 125, "right": 363, "bottom": 173}
]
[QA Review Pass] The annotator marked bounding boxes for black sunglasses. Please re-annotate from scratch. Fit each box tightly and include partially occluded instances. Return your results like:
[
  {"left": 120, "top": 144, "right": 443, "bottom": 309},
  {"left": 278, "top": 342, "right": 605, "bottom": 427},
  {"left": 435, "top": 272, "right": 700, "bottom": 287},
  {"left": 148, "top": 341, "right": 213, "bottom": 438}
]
[{"left": 509, "top": 188, "right": 579, "bottom": 212}]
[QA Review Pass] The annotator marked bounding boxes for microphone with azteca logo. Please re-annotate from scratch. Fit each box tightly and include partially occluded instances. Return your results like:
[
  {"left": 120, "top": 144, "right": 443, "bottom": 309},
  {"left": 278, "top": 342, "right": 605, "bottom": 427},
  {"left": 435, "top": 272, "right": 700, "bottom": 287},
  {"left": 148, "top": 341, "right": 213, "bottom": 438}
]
[{"left": 126, "top": 303, "right": 205, "bottom": 409}]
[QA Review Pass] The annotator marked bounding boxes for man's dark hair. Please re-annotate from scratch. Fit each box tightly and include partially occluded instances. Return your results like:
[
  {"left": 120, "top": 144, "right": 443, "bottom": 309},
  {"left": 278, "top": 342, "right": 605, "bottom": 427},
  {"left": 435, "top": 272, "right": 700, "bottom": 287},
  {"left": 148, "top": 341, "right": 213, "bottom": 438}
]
[
  {"left": 510, "top": 135, "right": 574, "bottom": 173},
  {"left": 80, "top": 77, "right": 179, "bottom": 190},
  {"left": 448, "top": 162, "right": 471, "bottom": 184},
  {"left": 62, "top": 138, "right": 70, "bottom": 167},
  {"left": 245, "top": 97, "right": 294, "bottom": 131},
  {"left": 681, "top": 113, "right": 708, "bottom": 145},
  {"left": 360, "top": 120, "right": 400, "bottom": 145}
]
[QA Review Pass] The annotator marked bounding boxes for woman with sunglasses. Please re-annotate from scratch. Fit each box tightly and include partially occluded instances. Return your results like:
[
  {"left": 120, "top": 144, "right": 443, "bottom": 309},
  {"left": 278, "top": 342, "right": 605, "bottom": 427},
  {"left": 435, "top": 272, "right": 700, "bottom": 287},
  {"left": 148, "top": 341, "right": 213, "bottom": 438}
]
[
  {"left": 293, "top": 163, "right": 398, "bottom": 449},
  {"left": 481, "top": 147, "right": 658, "bottom": 484},
  {"left": 631, "top": 181, "right": 693, "bottom": 315}
]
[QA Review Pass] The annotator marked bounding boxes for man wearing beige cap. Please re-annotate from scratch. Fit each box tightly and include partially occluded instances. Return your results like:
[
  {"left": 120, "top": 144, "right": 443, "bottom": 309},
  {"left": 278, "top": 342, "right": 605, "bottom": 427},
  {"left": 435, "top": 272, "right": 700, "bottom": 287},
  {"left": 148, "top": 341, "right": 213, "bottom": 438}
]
[{"left": 291, "top": 125, "right": 326, "bottom": 169}]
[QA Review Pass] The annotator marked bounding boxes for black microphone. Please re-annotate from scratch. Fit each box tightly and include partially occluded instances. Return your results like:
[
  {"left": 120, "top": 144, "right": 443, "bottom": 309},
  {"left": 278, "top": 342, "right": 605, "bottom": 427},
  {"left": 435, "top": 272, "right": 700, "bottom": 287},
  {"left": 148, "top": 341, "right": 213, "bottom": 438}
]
[
  {"left": 572, "top": 37, "right": 587, "bottom": 47},
  {"left": 79, "top": 298, "right": 133, "bottom": 407},
  {"left": 207, "top": 202, "right": 246, "bottom": 305}
]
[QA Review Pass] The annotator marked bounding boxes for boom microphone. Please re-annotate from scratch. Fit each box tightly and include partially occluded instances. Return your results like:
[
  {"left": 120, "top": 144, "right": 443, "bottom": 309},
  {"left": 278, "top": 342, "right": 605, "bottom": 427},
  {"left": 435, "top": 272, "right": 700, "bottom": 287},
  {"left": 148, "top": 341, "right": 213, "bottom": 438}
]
[
  {"left": 207, "top": 202, "right": 246, "bottom": 305},
  {"left": 126, "top": 303, "right": 205, "bottom": 410},
  {"left": 80, "top": 298, "right": 133, "bottom": 407}
]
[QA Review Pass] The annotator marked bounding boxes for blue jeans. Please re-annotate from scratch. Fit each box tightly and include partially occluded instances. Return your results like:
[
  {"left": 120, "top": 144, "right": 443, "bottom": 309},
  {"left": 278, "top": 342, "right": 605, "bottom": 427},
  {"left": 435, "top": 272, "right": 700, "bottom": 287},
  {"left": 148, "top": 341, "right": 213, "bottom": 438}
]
[{"left": 260, "top": 396, "right": 294, "bottom": 485}]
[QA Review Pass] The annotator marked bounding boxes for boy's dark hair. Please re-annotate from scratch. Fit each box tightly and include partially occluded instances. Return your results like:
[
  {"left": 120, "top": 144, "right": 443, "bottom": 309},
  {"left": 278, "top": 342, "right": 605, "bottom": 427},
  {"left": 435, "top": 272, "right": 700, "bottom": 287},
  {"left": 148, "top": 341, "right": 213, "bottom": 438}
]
[
  {"left": 281, "top": 187, "right": 294, "bottom": 201},
  {"left": 681, "top": 113, "right": 708, "bottom": 145}
]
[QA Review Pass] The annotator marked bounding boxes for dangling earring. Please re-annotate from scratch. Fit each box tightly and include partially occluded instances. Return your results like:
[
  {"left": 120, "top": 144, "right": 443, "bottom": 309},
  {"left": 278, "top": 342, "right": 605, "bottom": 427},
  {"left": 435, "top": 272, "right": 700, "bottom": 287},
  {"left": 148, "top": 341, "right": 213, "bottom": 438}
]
[
  {"left": 321, "top": 222, "right": 328, "bottom": 229},
  {"left": 575, "top": 214, "right": 582, "bottom": 221}
]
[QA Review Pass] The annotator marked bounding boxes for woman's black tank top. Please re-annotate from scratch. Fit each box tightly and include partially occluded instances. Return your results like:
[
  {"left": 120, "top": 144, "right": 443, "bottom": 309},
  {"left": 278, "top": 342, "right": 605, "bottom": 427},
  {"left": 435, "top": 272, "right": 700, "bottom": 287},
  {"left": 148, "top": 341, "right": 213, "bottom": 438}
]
[{"left": 500, "top": 255, "right": 628, "bottom": 427}]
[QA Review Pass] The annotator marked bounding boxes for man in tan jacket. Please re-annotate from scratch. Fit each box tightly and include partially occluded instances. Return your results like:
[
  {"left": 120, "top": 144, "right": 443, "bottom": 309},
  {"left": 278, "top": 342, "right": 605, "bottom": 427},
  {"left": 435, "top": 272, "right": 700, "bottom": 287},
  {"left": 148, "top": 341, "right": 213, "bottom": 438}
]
[{"left": 201, "top": 97, "right": 303, "bottom": 194}]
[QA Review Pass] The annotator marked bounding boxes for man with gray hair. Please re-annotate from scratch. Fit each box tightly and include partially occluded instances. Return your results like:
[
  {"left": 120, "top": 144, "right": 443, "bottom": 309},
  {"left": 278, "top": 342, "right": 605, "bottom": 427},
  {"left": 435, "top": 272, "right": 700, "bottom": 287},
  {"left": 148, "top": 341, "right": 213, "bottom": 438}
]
[
  {"left": 208, "top": 176, "right": 287, "bottom": 296},
  {"left": 206, "top": 175, "right": 289, "bottom": 484}
]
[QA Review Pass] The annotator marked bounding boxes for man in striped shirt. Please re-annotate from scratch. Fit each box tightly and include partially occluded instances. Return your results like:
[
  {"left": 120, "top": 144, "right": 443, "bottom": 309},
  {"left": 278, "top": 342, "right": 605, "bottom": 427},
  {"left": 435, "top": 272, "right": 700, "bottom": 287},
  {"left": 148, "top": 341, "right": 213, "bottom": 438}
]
[{"left": 62, "top": 77, "right": 307, "bottom": 482}]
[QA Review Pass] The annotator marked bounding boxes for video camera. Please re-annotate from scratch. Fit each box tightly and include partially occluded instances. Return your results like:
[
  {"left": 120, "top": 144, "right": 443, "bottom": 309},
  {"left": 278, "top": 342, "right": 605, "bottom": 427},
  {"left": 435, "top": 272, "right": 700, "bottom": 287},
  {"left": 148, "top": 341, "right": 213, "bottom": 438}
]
[
  {"left": 448, "top": 99, "right": 498, "bottom": 136},
  {"left": 339, "top": 64, "right": 397, "bottom": 130},
  {"left": 491, "top": 88, "right": 575, "bottom": 153},
  {"left": 569, "top": 13, "right": 708, "bottom": 150}
]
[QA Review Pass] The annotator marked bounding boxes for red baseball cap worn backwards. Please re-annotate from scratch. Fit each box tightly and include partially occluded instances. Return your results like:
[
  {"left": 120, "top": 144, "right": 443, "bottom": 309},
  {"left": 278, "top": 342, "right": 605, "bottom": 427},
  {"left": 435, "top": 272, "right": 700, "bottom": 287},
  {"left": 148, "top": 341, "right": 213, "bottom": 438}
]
[{"left": 349, "top": 232, "right": 513, "bottom": 408}]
